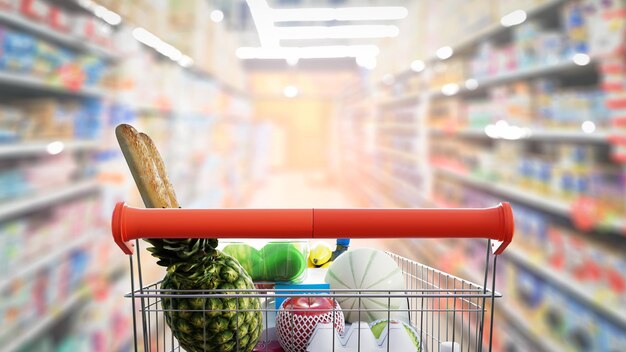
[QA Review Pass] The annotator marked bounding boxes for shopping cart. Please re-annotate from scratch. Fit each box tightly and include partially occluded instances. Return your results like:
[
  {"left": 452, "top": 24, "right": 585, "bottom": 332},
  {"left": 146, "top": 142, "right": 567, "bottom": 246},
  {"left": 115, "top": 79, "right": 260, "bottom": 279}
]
[{"left": 111, "top": 202, "right": 514, "bottom": 352}]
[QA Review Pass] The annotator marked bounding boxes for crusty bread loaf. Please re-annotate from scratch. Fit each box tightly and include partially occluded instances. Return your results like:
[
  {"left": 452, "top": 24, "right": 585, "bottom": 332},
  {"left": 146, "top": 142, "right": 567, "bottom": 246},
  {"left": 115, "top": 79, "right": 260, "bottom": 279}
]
[
  {"left": 115, "top": 124, "right": 174, "bottom": 208},
  {"left": 139, "top": 132, "right": 179, "bottom": 208}
]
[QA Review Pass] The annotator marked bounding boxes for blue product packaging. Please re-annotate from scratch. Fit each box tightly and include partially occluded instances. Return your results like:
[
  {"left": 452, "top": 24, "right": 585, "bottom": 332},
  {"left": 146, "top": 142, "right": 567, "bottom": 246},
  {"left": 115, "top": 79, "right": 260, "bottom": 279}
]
[
  {"left": 564, "top": 299, "right": 598, "bottom": 352},
  {"left": 2, "top": 30, "right": 35, "bottom": 72},
  {"left": 598, "top": 318, "right": 626, "bottom": 351},
  {"left": 275, "top": 268, "right": 331, "bottom": 309},
  {"left": 274, "top": 282, "right": 330, "bottom": 310}
]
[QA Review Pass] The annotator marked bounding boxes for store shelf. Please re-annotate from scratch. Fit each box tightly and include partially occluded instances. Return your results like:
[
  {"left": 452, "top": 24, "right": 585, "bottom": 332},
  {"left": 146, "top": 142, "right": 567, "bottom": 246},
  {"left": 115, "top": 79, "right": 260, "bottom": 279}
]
[
  {"left": 412, "top": 240, "right": 561, "bottom": 352},
  {"left": 434, "top": 167, "right": 625, "bottom": 234},
  {"left": 0, "top": 180, "right": 100, "bottom": 222},
  {"left": 431, "top": 127, "right": 610, "bottom": 143},
  {"left": 0, "top": 140, "right": 99, "bottom": 158},
  {"left": 1, "top": 287, "right": 90, "bottom": 352},
  {"left": 373, "top": 168, "right": 427, "bottom": 203},
  {"left": 0, "top": 12, "right": 117, "bottom": 60},
  {"left": 378, "top": 92, "right": 420, "bottom": 107},
  {"left": 0, "top": 263, "right": 126, "bottom": 352},
  {"left": 0, "top": 233, "right": 95, "bottom": 291},
  {"left": 359, "top": 178, "right": 400, "bottom": 208},
  {"left": 436, "top": 167, "right": 569, "bottom": 213},
  {"left": 427, "top": 0, "right": 569, "bottom": 62},
  {"left": 497, "top": 303, "right": 560, "bottom": 352},
  {"left": 0, "top": 71, "right": 105, "bottom": 97},
  {"left": 375, "top": 145, "right": 420, "bottom": 160},
  {"left": 377, "top": 122, "right": 419, "bottom": 130},
  {"left": 430, "top": 60, "right": 595, "bottom": 99},
  {"left": 506, "top": 247, "right": 626, "bottom": 329},
  {"left": 344, "top": 158, "right": 403, "bottom": 207},
  {"left": 471, "top": 60, "right": 594, "bottom": 89}
]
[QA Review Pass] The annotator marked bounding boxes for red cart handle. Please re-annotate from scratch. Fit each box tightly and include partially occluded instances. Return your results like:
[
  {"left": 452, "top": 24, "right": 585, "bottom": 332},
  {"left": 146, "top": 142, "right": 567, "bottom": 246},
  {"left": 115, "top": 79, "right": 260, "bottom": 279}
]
[{"left": 112, "top": 202, "right": 514, "bottom": 255}]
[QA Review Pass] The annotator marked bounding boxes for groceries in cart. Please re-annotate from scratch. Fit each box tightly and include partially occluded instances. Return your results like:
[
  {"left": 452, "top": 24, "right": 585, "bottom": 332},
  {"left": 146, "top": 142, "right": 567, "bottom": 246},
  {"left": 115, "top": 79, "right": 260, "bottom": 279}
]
[
  {"left": 307, "top": 239, "right": 350, "bottom": 268},
  {"left": 112, "top": 124, "right": 514, "bottom": 352},
  {"left": 222, "top": 241, "right": 308, "bottom": 282},
  {"left": 116, "top": 124, "right": 262, "bottom": 352}
]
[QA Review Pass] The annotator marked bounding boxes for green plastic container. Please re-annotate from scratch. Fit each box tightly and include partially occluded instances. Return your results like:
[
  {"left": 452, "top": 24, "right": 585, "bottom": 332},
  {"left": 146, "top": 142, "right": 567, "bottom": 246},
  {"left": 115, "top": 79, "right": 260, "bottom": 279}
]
[{"left": 221, "top": 240, "right": 308, "bottom": 282}]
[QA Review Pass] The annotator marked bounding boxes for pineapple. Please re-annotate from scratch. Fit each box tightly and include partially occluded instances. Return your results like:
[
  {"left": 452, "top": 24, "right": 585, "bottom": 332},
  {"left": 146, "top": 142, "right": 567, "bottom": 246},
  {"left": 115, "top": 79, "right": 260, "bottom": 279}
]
[
  {"left": 116, "top": 124, "right": 262, "bottom": 352},
  {"left": 152, "top": 239, "right": 262, "bottom": 351}
]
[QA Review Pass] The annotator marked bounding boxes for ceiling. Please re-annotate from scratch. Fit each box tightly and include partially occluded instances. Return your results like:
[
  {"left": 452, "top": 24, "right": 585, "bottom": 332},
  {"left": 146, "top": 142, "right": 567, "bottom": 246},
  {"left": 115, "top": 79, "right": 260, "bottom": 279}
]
[{"left": 213, "top": 0, "right": 411, "bottom": 47}]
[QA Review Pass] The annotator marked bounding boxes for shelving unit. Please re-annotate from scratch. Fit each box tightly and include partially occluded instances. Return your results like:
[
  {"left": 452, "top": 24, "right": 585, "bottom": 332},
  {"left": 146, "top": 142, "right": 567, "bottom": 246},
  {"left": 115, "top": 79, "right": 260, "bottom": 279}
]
[
  {"left": 0, "top": 180, "right": 100, "bottom": 221},
  {"left": 378, "top": 92, "right": 420, "bottom": 107},
  {"left": 400, "top": 238, "right": 560, "bottom": 352},
  {"left": 0, "top": 11, "right": 117, "bottom": 60},
  {"left": 431, "top": 127, "right": 610, "bottom": 143},
  {"left": 375, "top": 145, "right": 420, "bottom": 160},
  {"left": 0, "top": 3, "right": 124, "bottom": 351},
  {"left": 0, "top": 263, "right": 127, "bottom": 352},
  {"left": 506, "top": 247, "right": 626, "bottom": 329},
  {"left": 435, "top": 166, "right": 625, "bottom": 233},
  {"left": 338, "top": 0, "right": 626, "bottom": 351},
  {"left": 424, "top": 0, "right": 570, "bottom": 63},
  {"left": 430, "top": 60, "right": 596, "bottom": 98},
  {"left": 496, "top": 303, "right": 561, "bottom": 352},
  {"left": 0, "top": 71, "right": 106, "bottom": 97},
  {"left": 1, "top": 288, "right": 90, "bottom": 352},
  {"left": 0, "top": 232, "right": 96, "bottom": 291},
  {"left": 0, "top": 140, "right": 99, "bottom": 158}
]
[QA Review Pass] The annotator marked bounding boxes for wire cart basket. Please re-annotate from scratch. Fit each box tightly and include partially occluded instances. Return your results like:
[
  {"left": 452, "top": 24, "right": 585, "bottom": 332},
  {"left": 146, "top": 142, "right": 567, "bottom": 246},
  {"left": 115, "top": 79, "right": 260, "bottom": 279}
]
[{"left": 111, "top": 202, "right": 514, "bottom": 352}]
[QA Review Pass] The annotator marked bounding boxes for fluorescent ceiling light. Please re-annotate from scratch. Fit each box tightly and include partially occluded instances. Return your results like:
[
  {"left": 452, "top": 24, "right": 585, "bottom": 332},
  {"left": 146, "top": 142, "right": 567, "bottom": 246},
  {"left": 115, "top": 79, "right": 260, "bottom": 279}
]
[
  {"left": 46, "top": 141, "right": 64, "bottom": 155},
  {"left": 500, "top": 10, "right": 527, "bottom": 27},
  {"left": 274, "top": 25, "right": 399, "bottom": 40},
  {"left": 210, "top": 9, "right": 224, "bottom": 23},
  {"left": 436, "top": 46, "right": 453, "bottom": 60},
  {"left": 236, "top": 45, "right": 380, "bottom": 59},
  {"left": 94, "top": 5, "right": 122, "bottom": 25},
  {"left": 132, "top": 27, "right": 160, "bottom": 47},
  {"left": 464, "top": 78, "right": 479, "bottom": 90},
  {"left": 572, "top": 53, "right": 591, "bottom": 66},
  {"left": 283, "top": 85, "right": 299, "bottom": 98},
  {"left": 581, "top": 121, "right": 596, "bottom": 134},
  {"left": 178, "top": 55, "right": 194, "bottom": 68},
  {"left": 271, "top": 7, "right": 408, "bottom": 22},
  {"left": 410, "top": 60, "right": 425, "bottom": 72},
  {"left": 382, "top": 74, "right": 395, "bottom": 85},
  {"left": 78, "top": 0, "right": 121, "bottom": 25},
  {"left": 356, "top": 56, "right": 377, "bottom": 70},
  {"left": 246, "top": 0, "right": 278, "bottom": 47},
  {"left": 133, "top": 27, "right": 185, "bottom": 62},
  {"left": 441, "top": 83, "right": 459, "bottom": 96},
  {"left": 484, "top": 120, "right": 532, "bottom": 140}
]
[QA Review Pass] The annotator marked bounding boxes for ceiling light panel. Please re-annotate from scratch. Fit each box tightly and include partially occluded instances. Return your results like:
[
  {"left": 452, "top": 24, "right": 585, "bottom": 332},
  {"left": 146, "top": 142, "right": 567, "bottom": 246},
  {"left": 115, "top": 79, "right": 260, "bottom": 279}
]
[
  {"left": 236, "top": 45, "right": 380, "bottom": 59},
  {"left": 274, "top": 25, "right": 399, "bottom": 40},
  {"left": 271, "top": 7, "right": 408, "bottom": 22}
]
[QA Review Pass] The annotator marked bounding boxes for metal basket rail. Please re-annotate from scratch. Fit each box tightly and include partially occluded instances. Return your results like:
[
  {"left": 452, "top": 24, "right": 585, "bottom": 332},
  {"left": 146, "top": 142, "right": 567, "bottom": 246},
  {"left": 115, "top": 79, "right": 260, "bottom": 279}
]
[
  {"left": 126, "top": 244, "right": 501, "bottom": 352},
  {"left": 112, "top": 202, "right": 513, "bottom": 352}
]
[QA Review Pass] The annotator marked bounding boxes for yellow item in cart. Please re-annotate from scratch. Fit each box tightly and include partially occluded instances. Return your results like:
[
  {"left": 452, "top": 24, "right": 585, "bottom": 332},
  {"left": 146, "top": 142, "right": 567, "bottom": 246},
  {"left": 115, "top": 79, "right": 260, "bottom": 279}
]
[{"left": 308, "top": 242, "right": 333, "bottom": 268}]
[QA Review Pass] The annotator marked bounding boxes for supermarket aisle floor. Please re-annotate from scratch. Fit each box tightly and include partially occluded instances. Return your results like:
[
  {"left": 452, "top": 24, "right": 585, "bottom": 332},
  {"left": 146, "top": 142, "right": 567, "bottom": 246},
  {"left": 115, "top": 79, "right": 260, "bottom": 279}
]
[{"left": 244, "top": 172, "right": 414, "bottom": 257}]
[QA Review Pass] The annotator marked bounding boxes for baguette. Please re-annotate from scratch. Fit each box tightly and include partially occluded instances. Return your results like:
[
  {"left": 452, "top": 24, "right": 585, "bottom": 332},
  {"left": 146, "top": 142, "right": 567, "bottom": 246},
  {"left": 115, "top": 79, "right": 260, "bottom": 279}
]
[
  {"left": 115, "top": 124, "right": 173, "bottom": 208},
  {"left": 139, "top": 132, "right": 179, "bottom": 208}
]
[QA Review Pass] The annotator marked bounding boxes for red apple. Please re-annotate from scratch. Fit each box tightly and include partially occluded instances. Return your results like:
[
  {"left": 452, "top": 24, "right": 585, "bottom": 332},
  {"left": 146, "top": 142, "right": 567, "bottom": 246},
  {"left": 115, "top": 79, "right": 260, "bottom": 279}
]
[
  {"left": 276, "top": 297, "right": 344, "bottom": 352},
  {"left": 285, "top": 297, "right": 334, "bottom": 314}
]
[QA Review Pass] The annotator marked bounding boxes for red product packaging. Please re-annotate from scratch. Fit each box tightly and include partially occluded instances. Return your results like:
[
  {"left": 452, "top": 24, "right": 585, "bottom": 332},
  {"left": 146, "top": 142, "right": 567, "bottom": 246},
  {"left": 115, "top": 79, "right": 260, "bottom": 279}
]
[
  {"left": 0, "top": 0, "right": 16, "bottom": 11},
  {"left": 49, "top": 6, "right": 72, "bottom": 33},
  {"left": 20, "top": 0, "right": 49, "bottom": 22},
  {"left": 73, "top": 16, "right": 113, "bottom": 48}
]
